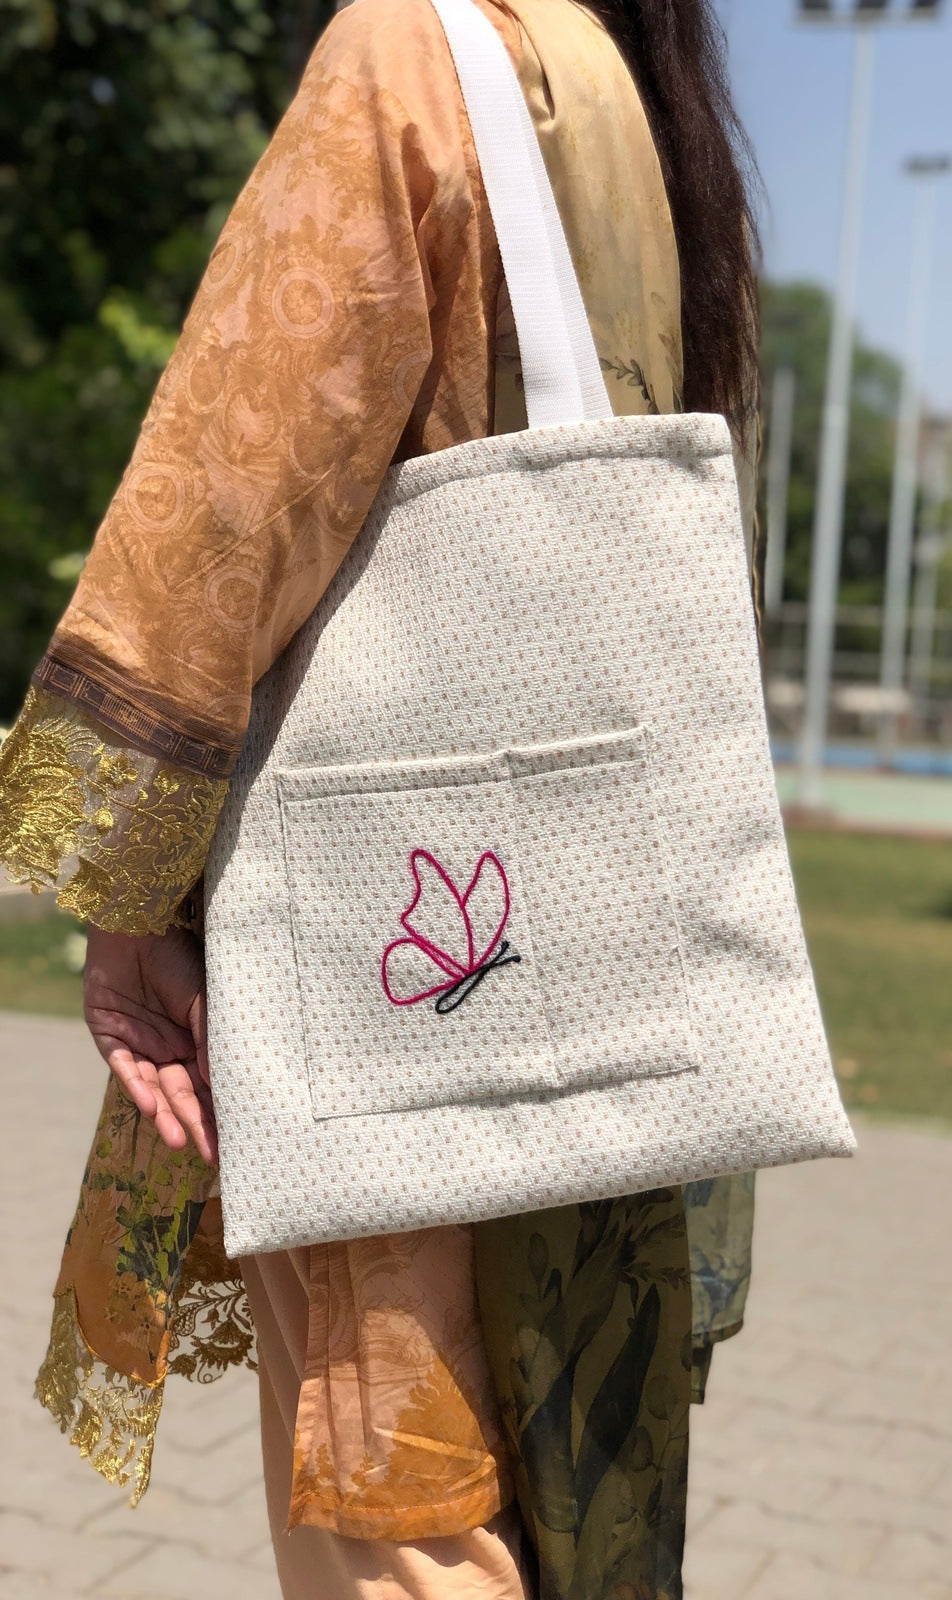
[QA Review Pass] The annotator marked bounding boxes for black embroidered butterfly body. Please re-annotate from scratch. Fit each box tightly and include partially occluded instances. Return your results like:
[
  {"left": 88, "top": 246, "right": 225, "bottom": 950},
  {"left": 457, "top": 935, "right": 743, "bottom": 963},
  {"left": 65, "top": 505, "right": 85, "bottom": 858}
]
[{"left": 434, "top": 939, "right": 522, "bottom": 1015}]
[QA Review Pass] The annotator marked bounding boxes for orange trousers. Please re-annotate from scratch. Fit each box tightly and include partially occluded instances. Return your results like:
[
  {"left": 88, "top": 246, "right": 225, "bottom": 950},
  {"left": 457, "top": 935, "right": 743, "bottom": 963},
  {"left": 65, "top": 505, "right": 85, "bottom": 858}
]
[{"left": 239, "top": 1247, "right": 532, "bottom": 1600}]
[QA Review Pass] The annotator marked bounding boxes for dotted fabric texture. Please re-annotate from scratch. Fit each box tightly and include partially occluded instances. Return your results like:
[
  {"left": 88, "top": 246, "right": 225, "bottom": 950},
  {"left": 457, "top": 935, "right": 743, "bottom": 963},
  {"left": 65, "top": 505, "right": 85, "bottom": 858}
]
[{"left": 204, "top": 413, "right": 856, "bottom": 1257}]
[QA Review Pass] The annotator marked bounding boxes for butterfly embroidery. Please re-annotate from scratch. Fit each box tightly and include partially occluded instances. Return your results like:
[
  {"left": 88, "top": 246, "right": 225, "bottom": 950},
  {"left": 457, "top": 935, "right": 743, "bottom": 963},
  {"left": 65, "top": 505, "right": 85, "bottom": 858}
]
[{"left": 381, "top": 849, "right": 522, "bottom": 1015}]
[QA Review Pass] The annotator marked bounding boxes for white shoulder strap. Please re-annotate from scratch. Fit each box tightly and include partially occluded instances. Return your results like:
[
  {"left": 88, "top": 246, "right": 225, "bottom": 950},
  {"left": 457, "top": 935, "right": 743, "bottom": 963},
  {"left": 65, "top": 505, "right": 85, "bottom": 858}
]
[{"left": 426, "top": 0, "right": 614, "bottom": 429}]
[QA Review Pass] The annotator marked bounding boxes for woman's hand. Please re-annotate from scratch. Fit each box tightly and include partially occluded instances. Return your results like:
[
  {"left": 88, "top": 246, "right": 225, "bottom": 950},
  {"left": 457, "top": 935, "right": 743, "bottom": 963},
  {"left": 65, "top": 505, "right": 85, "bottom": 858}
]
[{"left": 83, "top": 925, "right": 218, "bottom": 1166}]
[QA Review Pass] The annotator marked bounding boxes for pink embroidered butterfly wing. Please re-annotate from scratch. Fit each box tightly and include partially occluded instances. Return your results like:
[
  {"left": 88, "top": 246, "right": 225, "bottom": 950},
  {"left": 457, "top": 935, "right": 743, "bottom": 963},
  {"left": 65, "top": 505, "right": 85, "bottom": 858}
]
[
  {"left": 381, "top": 850, "right": 511, "bottom": 1007},
  {"left": 460, "top": 852, "right": 511, "bottom": 968}
]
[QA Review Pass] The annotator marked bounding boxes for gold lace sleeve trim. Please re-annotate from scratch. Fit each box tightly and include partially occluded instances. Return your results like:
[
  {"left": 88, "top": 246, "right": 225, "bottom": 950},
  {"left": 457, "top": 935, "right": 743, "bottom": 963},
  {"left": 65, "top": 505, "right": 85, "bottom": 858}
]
[
  {"left": 35, "top": 1287, "right": 165, "bottom": 1508},
  {"left": 0, "top": 685, "right": 227, "bottom": 935},
  {"left": 35, "top": 1255, "right": 257, "bottom": 1507}
]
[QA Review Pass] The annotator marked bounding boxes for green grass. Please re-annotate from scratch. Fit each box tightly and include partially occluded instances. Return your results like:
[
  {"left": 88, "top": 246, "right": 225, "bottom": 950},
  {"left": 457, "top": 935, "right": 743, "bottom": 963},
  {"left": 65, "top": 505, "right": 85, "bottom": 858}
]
[
  {"left": 788, "top": 829, "right": 952, "bottom": 1125},
  {"left": 0, "top": 907, "right": 85, "bottom": 1017},
  {"left": 1, "top": 830, "right": 950, "bottom": 1123}
]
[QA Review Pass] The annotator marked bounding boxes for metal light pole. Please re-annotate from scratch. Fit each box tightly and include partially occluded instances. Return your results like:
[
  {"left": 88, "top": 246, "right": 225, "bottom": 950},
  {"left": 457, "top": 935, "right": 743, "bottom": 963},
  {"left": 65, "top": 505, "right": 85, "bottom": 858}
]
[
  {"left": 878, "top": 155, "right": 951, "bottom": 759},
  {"left": 798, "top": 23, "right": 875, "bottom": 804},
  {"left": 908, "top": 427, "right": 951, "bottom": 712},
  {"left": 764, "top": 367, "right": 797, "bottom": 614},
  {"left": 794, "top": 0, "right": 945, "bottom": 807},
  {"left": 909, "top": 533, "right": 947, "bottom": 712}
]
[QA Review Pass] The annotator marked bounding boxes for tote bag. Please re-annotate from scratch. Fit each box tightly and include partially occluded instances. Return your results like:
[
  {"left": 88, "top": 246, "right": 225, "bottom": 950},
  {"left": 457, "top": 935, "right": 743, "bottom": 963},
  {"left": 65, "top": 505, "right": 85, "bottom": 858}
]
[{"left": 204, "top": 0, "right": 855, "bottom": 1259}]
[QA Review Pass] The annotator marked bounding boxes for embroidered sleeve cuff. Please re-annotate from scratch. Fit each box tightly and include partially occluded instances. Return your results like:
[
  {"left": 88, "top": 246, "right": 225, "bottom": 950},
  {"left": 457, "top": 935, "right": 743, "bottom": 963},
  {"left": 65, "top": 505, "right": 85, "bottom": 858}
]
[{"left": 0, "top": 685, "right": 227, "bottom": 935}]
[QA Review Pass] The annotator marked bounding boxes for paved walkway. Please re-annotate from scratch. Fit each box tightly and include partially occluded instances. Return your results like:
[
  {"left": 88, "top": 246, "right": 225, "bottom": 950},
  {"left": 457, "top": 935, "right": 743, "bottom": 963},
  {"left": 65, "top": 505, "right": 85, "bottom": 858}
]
[
  {"left": 684, "top": 1116, "right": 952, "bottom": 1600},
  {"left": 2, "top": 1010, "right": 950, "bottom": 1600}
]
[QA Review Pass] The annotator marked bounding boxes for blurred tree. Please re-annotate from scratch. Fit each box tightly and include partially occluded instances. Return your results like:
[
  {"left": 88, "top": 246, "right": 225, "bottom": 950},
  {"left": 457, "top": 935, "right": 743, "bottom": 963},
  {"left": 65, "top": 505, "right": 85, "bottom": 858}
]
[
  {"left": 0, "top": 0, "right": 334, "bottom": 719},
  {"left": 759, "top": 279, "right": 903, "bottom": 610}
]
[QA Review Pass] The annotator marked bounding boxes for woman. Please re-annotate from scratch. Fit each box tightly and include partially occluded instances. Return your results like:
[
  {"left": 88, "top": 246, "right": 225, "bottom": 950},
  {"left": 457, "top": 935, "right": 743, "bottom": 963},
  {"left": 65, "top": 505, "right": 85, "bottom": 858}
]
[{"left": 0, "top": 0, "right": 759, "bottom": 1595}]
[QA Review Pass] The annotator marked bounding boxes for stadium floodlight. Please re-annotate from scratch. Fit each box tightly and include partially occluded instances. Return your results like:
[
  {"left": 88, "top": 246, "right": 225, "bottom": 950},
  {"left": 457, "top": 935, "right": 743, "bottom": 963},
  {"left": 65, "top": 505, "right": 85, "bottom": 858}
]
[
  {"left": 798, "top": 0, "right": 945, "bottom": 18},
  {"left": 795, "top": 0, "right": 945, "bottom": 805},
  {"left": 905, "top": 154, "right": 952, "bottom": 175}
]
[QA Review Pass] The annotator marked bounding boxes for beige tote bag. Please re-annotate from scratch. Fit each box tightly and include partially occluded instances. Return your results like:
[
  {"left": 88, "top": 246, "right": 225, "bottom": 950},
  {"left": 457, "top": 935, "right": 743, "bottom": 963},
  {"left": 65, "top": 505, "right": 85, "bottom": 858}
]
[{"left": 204, "top": 0, "right": 855, "bottom": 1258}]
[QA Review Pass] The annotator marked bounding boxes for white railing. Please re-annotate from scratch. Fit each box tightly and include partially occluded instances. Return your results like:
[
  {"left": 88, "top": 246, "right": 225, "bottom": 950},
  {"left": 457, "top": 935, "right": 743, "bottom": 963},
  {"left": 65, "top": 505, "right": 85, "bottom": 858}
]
[{"left": 763, "top": 601, "right": 952, "bottom": 743}]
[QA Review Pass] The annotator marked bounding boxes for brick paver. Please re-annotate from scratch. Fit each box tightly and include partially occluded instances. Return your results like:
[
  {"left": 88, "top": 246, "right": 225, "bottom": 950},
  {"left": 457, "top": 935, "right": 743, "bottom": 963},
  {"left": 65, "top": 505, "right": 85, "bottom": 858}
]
[
  {"left": 2, "top": 1009, "right": 950, "bottom": 1598},
  {"left": 684, "top": 1112, "right": 952, "bottom": 1600}
]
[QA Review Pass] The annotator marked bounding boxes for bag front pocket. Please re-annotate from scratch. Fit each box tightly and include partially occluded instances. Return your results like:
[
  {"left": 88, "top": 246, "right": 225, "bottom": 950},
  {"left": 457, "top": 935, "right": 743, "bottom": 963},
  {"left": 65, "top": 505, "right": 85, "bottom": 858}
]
[
  {"left": 277, "top": 730, "right": 696, "bottom": 1123},
  {"left": 278, "top": 752, "right": 556, "bottom": 1120}
]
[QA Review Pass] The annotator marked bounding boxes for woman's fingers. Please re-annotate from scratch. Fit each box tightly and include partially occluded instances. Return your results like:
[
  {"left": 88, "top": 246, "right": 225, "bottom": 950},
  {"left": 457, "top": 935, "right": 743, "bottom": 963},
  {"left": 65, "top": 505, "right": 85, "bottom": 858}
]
[
  {"left": 158, "top": 1063, "right": 218, "bottom": 1166},
  {"left": 105, "top": 1045, "right": 160, "bottom": 1121},
  {"left": 84, "top": 927, "right": 215, "bottom": 1162},
  {"left": 150, "top": 1094, "right": 190, "bottom": 1152},
  {"left": 103, "top": 1047, "right": 216, "bottom": 1163}
]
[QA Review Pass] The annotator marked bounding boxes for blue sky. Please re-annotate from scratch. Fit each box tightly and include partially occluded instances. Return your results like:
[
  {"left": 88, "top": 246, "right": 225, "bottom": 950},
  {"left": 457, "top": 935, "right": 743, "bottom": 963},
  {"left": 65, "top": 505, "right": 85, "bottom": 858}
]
[{"left": 717, "top": 0, "right": 952, "bottom": 411}]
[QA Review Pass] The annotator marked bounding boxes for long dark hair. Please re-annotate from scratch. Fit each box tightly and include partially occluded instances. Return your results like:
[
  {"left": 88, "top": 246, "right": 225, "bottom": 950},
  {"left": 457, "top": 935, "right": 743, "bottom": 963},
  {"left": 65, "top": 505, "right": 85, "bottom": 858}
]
[{"left": 575, "top": 0, "right": 762, "bottom": 431}]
